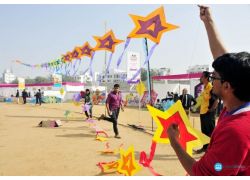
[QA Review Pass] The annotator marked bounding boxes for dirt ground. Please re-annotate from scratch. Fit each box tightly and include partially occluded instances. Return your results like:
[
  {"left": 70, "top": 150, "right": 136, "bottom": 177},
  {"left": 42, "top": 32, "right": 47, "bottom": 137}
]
[{"left": 0, "top": 102, "right": 205, "bottom": 176}]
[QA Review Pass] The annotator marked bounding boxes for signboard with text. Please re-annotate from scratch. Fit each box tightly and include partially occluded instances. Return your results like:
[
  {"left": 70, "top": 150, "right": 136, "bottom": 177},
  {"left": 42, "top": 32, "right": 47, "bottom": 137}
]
[{"left": 127, "top": 51, "right": 140, "bottom": 83}]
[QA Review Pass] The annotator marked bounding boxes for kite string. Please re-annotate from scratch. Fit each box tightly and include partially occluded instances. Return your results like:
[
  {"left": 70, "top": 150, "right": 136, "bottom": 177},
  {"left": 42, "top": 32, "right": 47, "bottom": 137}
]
[{"left": 188, "top": 20, "right": 202, "bottom": 75}]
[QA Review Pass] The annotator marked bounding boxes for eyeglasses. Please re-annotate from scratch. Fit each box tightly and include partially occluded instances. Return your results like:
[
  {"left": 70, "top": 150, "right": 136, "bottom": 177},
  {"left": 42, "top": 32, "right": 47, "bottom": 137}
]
[{"left": 209, "top": 75, "right": 224, "bottom": 82}]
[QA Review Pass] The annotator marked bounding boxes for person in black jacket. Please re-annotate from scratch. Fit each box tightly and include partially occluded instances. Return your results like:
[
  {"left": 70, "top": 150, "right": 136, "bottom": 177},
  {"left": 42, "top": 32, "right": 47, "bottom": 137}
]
[
  {"left": 22, "top": 89, "right": 28, "bottom": 104},
  {"left": 15, "top": 89, "right": 20, "bottom": 104},
  {"left": 179, "top": 88, "right": 197, "bottom": 115},
  {"left": 35, "top": 89, "right": 42, "bottom": 105}
]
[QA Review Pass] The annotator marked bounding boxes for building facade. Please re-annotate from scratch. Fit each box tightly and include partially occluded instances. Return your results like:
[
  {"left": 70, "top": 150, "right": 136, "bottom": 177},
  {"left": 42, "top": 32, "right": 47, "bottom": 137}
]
[
  {"left": 3, "top": 69, "right": 16, "bottom": 84},
  {"left": 187, "top": 65, "right": 209, "bottom": 73},
  {"left": 97, "top": 69, "right": 127, "bottom": 84}
]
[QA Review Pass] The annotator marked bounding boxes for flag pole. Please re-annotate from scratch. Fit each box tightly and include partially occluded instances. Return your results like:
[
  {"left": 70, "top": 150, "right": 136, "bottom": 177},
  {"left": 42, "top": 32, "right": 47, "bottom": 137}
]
[
  {"left": 104, "top": 21, "right": 107, "bottom": 116},
  {"left": 144, "top": 38, "right": 153, "bottom": 132}
]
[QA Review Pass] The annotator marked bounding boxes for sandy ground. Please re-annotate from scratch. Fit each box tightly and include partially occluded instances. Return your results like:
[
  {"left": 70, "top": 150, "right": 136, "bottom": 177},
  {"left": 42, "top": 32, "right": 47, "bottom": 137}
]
[{"left": 0, "top": 102, "right": 205, "bottom": 176}]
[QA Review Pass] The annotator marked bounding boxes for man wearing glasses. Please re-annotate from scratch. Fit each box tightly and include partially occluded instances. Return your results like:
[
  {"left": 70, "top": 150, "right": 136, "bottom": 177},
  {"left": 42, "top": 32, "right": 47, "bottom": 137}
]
[{"left": 167, "top": 5, "right": 250, "bottom": 175}]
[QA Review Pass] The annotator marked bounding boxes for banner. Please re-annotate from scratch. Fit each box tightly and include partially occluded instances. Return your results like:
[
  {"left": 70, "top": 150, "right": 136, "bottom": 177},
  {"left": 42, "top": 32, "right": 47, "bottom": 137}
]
[
  {"left": 18, "top": 78, "right": 25, "bottom": 90},
  {"left": 52, "top": 74, "right": 62, "bottom": 87},
  {"left": 127, "top": 51, "right": 140, "bottom": 83}
]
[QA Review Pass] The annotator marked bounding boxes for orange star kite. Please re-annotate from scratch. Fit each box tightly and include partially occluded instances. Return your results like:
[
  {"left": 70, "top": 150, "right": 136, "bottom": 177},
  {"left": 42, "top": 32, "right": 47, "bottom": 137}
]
[
  {"left": 128, "top": 6, "right": 179, "bottom": 44},
  {"left": 80, "top": 42, "right": 94, "bottom": 58},
  {"left": 71, "top": 47, "right": 82, "bottom": 60},
  {"left": 62, "top": 51, "right": 72, "bottom": 62},
  {"left": 93, "top": 30, "right": 123, "bottom": 53}
]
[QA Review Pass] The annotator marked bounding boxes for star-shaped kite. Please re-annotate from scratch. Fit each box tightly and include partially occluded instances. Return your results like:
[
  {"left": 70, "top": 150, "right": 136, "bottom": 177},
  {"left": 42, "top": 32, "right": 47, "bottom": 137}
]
[
  {"left": 62, "top": 52, "right": 72, "bottom": 62},
  {"left": 118, "top": 6, "right": 179, "bottom": 82},
  {"left": 128, "top": 6, "right": 179, "bottom": 44},
  {"left": 93, "top": 30, "right": 123, "bottom": 52},
  {"left": 71, "top": 47, "right": 82, "bottom": 59},
  {"left": 117, "top": 146, "right": 141, "bottom": 176},
  {"left": 80, "top": 42, "right": 95, "bottom": 58},
  {"left": 79, "top": 42, "right": 95, "bottom": 77},
  {"left": 59, "top": 88, "right": 64, "bottom": 95},
  {"left": 147, "top": 100, "right": 210, "bottom": 156},
  {"left": 136, "top": 81, "right": 146, "bottom": 96}
]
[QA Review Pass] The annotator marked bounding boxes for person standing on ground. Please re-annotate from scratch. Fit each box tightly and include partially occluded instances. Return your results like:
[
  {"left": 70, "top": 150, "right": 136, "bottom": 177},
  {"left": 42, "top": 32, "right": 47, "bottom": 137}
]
[
  {"left": 193, "top": 71, "right": 216, "bottom": 153},
  {"left": 35, "top": 89, "right": 42, "bottom": 105},
  {"left": 22, "top": 89, "right": 28, "bottom": 104},
  {"left": 83, "top": 89, "right": 93, "bottom": 119},
  {"left": 15, "top": 89, "right": 19, "bottom": 104},
  {"left": 98, "top": 84, "right": 124, "bottom": 139},
  {"left": 179, "top": 88, "right": 197, "bottom": 115}
]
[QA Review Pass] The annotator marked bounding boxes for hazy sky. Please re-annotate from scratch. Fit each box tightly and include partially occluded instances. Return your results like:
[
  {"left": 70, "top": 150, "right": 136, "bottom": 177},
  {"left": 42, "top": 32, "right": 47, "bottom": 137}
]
[{"left": 0, "top": 4, "right": 250, "bottom": 78}]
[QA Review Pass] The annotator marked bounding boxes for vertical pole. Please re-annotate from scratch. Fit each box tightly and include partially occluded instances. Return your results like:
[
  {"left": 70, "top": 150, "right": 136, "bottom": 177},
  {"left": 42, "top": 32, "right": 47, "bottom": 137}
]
[
  {"left": 104, "top": 21, "right": 107, "bottom": 116},
  {"left": 144, "top": 38, "right": 153, "bottom": 132}
]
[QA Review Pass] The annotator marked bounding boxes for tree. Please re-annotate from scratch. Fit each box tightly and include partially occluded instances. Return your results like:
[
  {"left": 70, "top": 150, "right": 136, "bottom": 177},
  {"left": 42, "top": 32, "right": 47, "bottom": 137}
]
[
  {"left": 25, "top": 78, "right": 36, "bottom": 84},
  {"left": 34, "top": 76, "right": 51, "bottom": 83},
  {"left": 140, "top": 68, "right": 159, "bottom": 82},
  {"left": 141, "top": 68, "right": 148, "bottom": 81},
  {"left": 11, "top": 78, "right": 18, "bottom": 84},
  {"left": 62, "top": 75, "right": 78, "bottom": 82}
]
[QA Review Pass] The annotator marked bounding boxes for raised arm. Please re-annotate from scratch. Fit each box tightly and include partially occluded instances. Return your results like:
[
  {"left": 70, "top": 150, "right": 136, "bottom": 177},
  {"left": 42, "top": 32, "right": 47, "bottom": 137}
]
[{"left": 199, "top": 5, "right": 228, "bottom": 59}]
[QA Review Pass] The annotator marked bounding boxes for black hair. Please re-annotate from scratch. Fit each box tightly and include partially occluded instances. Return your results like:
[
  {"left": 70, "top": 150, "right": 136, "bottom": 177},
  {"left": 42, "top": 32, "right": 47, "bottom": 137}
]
[
  {"left": 86, "top": 89, "right": 90, "bottom": 92},
  {"left": 173, "top": 93, "right": 179, "bottom": 102},
  {"left": 212, "top": 52, "right": 250, "bottom": 101},
  {"left": 202, "top": 71, "right": 210, "bottom": 79},
  {"left": 114, "top": 84, "right": 120, "bottom": 88}
]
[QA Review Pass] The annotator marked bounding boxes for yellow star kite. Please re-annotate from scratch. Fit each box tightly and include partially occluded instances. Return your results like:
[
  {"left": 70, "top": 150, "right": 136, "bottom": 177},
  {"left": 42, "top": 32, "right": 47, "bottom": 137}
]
[
  {"left": 147, "top": 100, "right": 210, "bottom": 156},
  {"left": 117, "top": 146, "right": 141, "bottom": 176},
  {"left": 136, "top": 81, "right": 146, "bottom": 96}
]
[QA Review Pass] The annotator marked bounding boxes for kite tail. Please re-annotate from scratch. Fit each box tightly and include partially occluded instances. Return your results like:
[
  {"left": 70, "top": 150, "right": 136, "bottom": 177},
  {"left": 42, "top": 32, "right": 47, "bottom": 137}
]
[
  {"left": 89, "top": 52, "right": 96, "bottom": 77},
  {"left": 72, "top": 59, "right": 82, "bottom": 77},
  {"left": 127, "top": 43, "right": 158, "bottom": 83},
  {"left": 106, "top": 52, "right": 113, "bottom": 75},
  {"left": 116, "top": 37, "right": 131, "bottom": 68},
  {"left": 139, "top": 141, "right": 162, "bottom": 176}
]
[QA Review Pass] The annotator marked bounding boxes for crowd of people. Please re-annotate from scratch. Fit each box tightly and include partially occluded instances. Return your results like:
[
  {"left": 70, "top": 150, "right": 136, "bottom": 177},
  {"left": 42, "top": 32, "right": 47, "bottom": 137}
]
[
  {"left": 154, "top": 89, "right": 197, "bottom": 114},
  {"left": 15, "top": 89, "right": 43, "bottom": 105}
]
